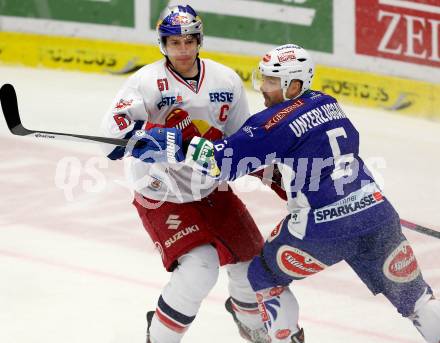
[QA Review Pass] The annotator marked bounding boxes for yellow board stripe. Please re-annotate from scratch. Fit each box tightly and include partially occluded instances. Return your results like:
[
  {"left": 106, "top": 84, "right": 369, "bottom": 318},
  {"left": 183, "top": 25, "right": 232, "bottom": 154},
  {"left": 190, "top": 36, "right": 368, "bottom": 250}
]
[
  {"left": 0, "top": 31, "right": 438, "bottom": 119},
  {"left": 314, "top": 65, "right": 439, "bottom": 120},
  {"left": 0, "top": 31, "right": 162, "bottom": 73}
]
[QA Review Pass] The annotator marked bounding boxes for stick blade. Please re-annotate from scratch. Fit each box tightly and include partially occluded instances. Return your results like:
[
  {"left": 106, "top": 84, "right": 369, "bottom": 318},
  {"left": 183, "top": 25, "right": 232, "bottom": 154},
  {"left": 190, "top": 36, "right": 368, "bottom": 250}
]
[
  {"left": 0, "top": 84, "right": 130, "bottom": 146},
  {"left": 0, "top": 83, "right": 23, "bottom": 133}
]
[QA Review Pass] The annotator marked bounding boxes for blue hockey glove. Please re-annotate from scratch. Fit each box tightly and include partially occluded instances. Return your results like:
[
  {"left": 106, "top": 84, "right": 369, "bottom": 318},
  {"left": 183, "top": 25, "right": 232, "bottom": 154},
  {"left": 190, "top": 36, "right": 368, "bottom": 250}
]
[
  {"left": 185, "top": 136, "right": 220, "bottom": 177},
  {"left": 131, "top": 127, "right": 184, "bottom": 163}
]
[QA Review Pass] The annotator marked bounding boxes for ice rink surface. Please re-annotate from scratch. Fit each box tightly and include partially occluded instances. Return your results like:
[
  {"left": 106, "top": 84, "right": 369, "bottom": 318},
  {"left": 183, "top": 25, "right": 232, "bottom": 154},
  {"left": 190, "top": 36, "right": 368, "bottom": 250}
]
[{"left": 1, "top": 65, "right": 439, "bottom": 343}]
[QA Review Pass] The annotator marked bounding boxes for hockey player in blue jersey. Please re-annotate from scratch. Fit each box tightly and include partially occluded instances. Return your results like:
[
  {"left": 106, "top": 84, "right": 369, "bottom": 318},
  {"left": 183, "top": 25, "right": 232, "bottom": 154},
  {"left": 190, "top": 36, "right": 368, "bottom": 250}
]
[{"left": 179, "top": 44, "right": 440, "bottom": 343}]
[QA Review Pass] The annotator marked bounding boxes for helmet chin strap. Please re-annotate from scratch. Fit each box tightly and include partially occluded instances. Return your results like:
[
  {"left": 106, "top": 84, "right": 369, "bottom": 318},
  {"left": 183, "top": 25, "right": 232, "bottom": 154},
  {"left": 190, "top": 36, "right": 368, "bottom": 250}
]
[{"left": 282, "top": 77, "right": 290, "bottom": 101}]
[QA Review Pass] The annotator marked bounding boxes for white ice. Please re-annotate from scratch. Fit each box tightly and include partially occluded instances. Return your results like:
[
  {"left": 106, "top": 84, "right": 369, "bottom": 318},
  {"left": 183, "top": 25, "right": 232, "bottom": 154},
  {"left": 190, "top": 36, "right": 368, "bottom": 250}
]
[{"left": 0, "top": 65, "right": 439, "bottom": 343}]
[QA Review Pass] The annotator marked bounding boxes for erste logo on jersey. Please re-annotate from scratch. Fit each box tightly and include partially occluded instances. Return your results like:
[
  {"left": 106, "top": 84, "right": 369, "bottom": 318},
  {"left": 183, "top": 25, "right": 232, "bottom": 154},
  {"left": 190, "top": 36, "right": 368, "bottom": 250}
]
[
  {"left": 157, "top": 95, "right": 183, "bottom": 110},
  {"left": 383, "top": 241, "right": 420, "bottom": 283},
  {"left": 276, "top": 245, "right": 328, "bottom": 279},
  {"left": 156, "top": 78, "right": 184, "bottom": 110},
  {"left": 264, "top": 99, "right": 305, "bottom": 130},
  {"left": 209, "top": 91, "right": 234, "bottom": 103}
]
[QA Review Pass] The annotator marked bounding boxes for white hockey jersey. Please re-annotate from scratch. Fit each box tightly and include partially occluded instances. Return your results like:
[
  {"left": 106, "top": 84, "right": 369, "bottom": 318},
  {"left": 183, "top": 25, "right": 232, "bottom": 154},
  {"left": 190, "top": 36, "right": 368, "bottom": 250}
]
[{"left": 101, "top": 58, "right": 250, "bottom": 203}]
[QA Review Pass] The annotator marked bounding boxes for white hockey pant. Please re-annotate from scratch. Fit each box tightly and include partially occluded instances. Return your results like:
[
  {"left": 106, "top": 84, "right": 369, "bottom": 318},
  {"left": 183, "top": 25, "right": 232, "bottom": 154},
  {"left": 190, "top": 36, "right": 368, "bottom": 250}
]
[{"left": 150, "top": 244, "right": 262, "bottom": 343}]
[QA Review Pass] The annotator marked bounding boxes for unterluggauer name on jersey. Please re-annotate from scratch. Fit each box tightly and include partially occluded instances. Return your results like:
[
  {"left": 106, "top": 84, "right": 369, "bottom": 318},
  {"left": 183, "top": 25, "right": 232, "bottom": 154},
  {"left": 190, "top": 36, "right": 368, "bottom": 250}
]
[{"left": 289, "top": 102, "right": 347, "bottom": 138}]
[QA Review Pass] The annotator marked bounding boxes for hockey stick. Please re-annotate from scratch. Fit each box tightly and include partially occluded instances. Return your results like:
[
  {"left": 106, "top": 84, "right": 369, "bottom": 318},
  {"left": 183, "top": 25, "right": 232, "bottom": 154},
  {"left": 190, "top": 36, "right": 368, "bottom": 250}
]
[
  {"left": 400, "top": 219, "right": 440, "bottom": 239},
  {"left": 0, "top": 83, "right": 129, "bottom": 147},
  {"left": 2, "top": 84, "right": 439, "bottom": 239}
]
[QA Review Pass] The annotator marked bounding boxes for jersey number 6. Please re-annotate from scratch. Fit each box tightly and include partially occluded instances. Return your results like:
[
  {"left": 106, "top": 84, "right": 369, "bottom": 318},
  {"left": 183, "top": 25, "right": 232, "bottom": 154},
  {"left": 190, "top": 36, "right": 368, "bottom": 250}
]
[{"left": 326, "top": 127, "right": 354, "bottom": 180}]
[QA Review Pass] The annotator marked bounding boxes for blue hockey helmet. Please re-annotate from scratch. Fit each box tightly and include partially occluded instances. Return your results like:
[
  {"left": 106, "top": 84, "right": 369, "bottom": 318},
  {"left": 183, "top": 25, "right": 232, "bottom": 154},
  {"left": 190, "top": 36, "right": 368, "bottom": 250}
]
[{"left": 156, "top": 5, "right": 203, "bottom": 55}]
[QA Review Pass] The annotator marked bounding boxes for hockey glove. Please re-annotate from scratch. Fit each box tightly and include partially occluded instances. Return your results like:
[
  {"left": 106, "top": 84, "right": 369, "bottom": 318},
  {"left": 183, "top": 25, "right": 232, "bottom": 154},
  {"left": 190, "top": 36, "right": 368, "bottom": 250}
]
[
  {"left": 185, "top": 136, "right": 221, "bottom": 178},
  {"left": 131, "top": 127, "right": 184, "bottom": 163}
]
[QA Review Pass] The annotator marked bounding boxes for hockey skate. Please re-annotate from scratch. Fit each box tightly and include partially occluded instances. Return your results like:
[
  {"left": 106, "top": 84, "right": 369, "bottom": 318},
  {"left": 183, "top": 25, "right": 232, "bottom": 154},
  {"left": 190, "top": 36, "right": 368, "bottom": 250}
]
[
  {"left": 225, "top": 297, "right": 271, "bottom": 343},
  {"left": 146, "top": 311, "right": 155, "bottom": 343},
  {"left": 290, "top": 328, "right": 305, "bottom": 343}
]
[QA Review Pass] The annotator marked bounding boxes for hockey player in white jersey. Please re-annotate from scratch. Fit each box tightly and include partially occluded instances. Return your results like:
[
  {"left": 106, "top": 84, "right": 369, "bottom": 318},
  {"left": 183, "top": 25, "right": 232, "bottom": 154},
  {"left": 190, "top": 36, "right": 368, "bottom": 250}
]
[{"left": 101, "top": 5, "right": 271, "bottom": 343}]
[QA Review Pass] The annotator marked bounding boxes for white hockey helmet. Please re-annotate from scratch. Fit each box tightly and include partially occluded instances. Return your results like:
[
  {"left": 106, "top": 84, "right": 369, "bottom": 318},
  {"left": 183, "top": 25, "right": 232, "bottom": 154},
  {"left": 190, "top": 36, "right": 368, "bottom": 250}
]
[
  {"left": 253, "top": 44, "right": 314, "bottom": 99},
  {"left": 156, "top": 4, "right": 203, "bottom": 55}
]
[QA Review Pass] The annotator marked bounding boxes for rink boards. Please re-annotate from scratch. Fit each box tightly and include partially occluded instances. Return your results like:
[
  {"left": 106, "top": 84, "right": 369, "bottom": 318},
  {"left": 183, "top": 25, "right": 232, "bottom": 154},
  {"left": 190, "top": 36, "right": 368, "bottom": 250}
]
[{"left": 0, "top": 31, "right": 439, "bottom": 120}]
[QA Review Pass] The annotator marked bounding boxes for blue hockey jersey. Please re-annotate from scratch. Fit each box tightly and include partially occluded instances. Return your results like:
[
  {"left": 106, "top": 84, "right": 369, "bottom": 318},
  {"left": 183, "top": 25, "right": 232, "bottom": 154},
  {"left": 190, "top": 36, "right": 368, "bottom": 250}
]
[{"left": 213, "top": 90, "right": 398, "bottom": 240}]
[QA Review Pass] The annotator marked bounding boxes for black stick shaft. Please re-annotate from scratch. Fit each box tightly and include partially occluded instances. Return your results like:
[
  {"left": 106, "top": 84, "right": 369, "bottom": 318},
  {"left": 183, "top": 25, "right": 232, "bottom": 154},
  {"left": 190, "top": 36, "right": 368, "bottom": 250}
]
[{"left": 400, "top": 219, "right": 440, "bottom": 239}]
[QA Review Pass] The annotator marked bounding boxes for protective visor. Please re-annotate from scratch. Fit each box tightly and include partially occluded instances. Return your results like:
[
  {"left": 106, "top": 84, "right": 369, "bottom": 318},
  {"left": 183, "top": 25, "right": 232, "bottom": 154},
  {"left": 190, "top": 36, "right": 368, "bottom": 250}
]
[{"left": 252, "top": 69, "right": 282, "bottom": 93}]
